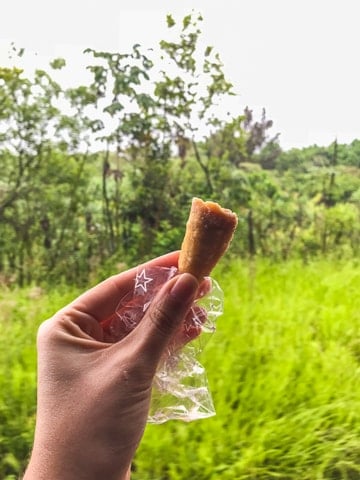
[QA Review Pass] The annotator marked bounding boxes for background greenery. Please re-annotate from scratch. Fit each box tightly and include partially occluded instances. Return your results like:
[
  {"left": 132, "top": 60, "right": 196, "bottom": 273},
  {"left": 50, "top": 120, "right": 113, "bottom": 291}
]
[
  {"left": 136, "top": 259, "right": 360, "bottom": 480},
  {"left": 0, "top": 260, "right": 359, "bottom": 479},
  {"left": 0, "top": 12, "right": 359, "bottom": 480}
]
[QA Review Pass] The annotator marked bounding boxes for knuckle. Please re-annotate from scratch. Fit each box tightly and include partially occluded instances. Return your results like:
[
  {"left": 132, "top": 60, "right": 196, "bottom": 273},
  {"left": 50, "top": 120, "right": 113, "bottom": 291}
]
[
  {"left": 36, "top": 313, "right": 68, "bottom": 345},
  {"left": 37, "top": 318, "right": 55, "bottom": 344}
]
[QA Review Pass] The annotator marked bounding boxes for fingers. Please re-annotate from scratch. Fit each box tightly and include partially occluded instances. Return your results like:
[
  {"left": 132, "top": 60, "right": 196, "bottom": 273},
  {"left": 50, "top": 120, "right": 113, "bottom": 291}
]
[
  {"left": 131, "top": 273, "right": 199, "bottom": 366},
  {"left": 65, "top": 251, "right": 180, "bottom": 323}
]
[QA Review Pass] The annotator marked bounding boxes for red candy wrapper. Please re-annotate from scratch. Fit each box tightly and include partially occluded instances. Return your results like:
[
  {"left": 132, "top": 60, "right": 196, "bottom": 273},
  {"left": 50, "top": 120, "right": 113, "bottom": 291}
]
[{"left": 101, "top": 266, "right": 224, "bottom": 423}]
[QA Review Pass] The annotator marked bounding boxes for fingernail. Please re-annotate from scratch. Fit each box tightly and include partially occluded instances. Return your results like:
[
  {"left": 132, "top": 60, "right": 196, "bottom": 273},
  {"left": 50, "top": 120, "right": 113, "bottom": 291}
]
[{"left": 169, "top": 273, "right": 198, "bottom": 304}]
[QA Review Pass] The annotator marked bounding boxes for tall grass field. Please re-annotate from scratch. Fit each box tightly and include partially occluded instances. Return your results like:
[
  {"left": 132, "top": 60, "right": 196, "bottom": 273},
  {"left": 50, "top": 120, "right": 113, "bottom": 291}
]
[{"left": 0, "top": 258, "right": 359, "bottom": 479}]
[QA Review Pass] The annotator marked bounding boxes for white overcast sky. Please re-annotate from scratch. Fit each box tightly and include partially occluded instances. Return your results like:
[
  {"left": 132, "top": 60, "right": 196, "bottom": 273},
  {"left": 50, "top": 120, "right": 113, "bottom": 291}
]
[{"left": 1, "top": 0, "right": 359, "bottom": 150}]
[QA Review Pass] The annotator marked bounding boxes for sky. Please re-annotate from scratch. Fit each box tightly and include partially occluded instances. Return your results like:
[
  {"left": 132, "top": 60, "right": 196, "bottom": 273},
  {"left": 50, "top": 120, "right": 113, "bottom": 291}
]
[{"left": 1, "top": 0, "right": 360, "bottom": 151}]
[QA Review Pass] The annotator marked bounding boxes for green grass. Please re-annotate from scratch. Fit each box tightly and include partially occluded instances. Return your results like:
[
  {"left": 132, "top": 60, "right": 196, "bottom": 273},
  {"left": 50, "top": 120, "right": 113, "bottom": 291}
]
[
  {"left": 0, "top": 285, "right": 80, "bottom": 479},
  {"left": 134, "top": 258, "right": 360, "bottom": 479},
  {"left": 0, "top": 259, "right": 359, "bottom": 479}
]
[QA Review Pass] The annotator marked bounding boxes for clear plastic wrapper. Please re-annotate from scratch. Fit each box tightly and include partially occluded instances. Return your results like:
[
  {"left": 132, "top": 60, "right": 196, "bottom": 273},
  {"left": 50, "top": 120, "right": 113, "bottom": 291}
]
[{"left": 101, "top": 266, "right": 224, "bottom": 423}]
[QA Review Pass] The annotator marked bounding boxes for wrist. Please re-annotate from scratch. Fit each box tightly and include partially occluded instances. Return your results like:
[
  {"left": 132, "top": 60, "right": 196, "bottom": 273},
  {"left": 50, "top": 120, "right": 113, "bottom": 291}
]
[{"left": 23, "top": 444, "right": 131, "bottom": 480}]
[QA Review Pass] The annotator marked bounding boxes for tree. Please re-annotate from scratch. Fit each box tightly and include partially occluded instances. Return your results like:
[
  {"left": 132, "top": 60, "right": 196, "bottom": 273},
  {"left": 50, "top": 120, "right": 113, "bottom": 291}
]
[
  {"left": 83, "top": 12, "right": 237, "bottom": 259},
  {"left": 0, "top": 59, "right": 98, "bottom": 285}
]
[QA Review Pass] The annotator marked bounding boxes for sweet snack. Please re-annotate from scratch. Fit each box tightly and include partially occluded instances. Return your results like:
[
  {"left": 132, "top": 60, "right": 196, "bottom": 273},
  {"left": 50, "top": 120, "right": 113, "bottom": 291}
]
[{"left": 178, "top": 197, "right": 238, "bottom": 280}]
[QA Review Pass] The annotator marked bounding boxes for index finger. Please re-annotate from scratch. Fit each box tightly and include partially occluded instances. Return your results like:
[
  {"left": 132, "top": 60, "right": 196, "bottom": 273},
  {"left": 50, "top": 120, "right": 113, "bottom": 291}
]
[{"left": 64, "top": 251, "right": 180, "bottom": 323}]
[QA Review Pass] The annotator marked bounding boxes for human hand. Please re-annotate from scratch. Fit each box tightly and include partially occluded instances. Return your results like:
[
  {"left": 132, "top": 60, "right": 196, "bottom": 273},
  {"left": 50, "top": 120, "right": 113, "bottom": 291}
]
[{"left": 23, "top": 252, "right": 199, "bottom": 480}]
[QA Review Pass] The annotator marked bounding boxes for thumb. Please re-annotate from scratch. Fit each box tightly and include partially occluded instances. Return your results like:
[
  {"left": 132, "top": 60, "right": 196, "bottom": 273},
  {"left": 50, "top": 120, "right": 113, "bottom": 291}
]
[{"left": 134, "top": 272, "right": 199, "bottom": 363}]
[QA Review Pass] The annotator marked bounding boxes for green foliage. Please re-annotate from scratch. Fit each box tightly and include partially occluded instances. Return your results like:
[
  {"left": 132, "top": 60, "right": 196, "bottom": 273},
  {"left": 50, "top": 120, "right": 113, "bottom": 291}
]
[
  {"left": 276, "top": 139, "right": 360, "bottom": 171},
  {"left": 132, "top": 259, "right": 360, "bottom": 479},
  {"left": 0, "top": 285, "right": 80, "bottom": 478},
  {"left": 49, "top": 57, "right": 66, "bottom": 70},
  {"left": 2, "top": 260, "right": 358, "bottom": 478},
  {"left": 74, "top": 11, "right": 237, "bottom": 262},
  {"left": 0, "top": 12, "right": 359, "bottom": 288}
]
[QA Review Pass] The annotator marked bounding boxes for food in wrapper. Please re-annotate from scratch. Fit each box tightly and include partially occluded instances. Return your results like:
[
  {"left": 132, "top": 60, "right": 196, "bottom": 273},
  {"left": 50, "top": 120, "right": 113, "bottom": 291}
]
[
  {"left": 178, "top": 197, "right": 238, "bottom": 280},
  {"left": 101, "top": 266, "right": 224, "bottom": 423},
  {"left": 101, "top": 197, "right": 238, "bottom": 423}
]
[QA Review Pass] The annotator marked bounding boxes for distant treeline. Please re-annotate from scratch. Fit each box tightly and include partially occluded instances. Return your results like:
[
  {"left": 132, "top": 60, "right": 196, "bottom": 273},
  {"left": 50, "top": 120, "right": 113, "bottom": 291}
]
[{"left": 0, "top": 13, "right": 359, "bottom": 286}]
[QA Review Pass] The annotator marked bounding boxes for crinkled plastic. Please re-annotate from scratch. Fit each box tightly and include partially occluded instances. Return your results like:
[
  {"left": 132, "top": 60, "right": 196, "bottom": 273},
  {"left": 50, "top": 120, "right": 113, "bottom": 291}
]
[{"left": 101, "top": 266, "right": 224, "bottom": 424}]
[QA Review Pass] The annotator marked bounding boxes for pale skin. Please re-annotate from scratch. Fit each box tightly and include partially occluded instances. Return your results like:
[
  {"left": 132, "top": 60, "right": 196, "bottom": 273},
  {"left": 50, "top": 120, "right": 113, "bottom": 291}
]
[{"left": 23, "top": 252, "right": 199, "bottom": 480}]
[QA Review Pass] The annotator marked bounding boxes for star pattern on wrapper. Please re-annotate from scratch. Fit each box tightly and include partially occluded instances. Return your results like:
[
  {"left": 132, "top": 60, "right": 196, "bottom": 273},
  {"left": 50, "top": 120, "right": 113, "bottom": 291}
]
[{"left": 135, "top": 268, "right": 153, "bottom": 294}]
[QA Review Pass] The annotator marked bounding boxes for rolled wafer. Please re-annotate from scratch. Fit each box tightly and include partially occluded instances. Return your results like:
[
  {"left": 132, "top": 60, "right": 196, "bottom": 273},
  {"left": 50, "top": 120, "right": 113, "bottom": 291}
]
[{"left": 178, "top": 197, "right": 238, "bottom": 280}]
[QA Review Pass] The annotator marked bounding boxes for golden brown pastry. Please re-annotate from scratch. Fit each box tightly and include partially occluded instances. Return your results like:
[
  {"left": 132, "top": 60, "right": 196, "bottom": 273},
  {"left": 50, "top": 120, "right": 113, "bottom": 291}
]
[{"left": 178, "top": 197, "right": 238, "bottom": 280}]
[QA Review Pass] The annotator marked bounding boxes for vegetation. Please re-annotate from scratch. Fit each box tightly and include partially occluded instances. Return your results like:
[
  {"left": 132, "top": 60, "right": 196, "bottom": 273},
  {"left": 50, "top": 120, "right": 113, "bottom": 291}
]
[
  {"left": 0, "top": 10, "right": 359, "bottom": 480},
  {"left": 134, "top": 259, "right": 360, "bottom": 479},
  {"left": 0, "top": 14, "right": 358, "bottom": 288},
  {"left": 0, "top": 260, "right": 359, "bottom": 479},
  {"left": 0, "top": 285, "right": 79, "bottom": 477}
]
